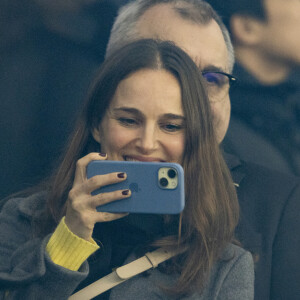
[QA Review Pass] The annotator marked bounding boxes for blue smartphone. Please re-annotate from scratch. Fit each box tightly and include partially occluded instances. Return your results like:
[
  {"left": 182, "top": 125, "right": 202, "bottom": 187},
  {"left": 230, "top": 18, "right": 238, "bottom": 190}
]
[{"left": 86, "top": 160, "right": 185, "bottom": 214}]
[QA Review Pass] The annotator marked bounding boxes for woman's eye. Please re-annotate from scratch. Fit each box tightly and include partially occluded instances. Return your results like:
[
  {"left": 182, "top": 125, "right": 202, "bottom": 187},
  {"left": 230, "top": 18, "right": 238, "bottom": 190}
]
[
  {"left": 162, "top": 123, "right": 183, "bottom": 132},
  {"left": 118, "top": 118, "right": 138, "bottom": 126}
]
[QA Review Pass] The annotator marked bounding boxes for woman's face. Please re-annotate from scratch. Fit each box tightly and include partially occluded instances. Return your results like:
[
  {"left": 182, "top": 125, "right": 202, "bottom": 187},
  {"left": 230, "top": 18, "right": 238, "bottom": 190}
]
[{"left": 92, "top": 68, "right": 185, "bottom": 163}]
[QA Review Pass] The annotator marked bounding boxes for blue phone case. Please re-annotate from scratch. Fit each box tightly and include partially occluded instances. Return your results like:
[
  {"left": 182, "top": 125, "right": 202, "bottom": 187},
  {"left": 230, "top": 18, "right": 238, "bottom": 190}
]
[{"left": 86, "top": 160, "right": 185, "bottom": 214}]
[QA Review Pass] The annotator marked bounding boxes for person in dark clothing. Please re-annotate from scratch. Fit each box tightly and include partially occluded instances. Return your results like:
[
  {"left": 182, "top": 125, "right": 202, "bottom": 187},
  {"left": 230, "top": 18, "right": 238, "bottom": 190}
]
[
  {"left": 208, "top": 0, "right": 300, "bottom": 175},
  {"left": 105, "top": 1, "right": 300, "bottom": 299},
  {"left": 225, "top": 65, "right": 300, "bottom": 174},
  {"left": 225, "top": 152, "right": 300, "bottom": 300}
]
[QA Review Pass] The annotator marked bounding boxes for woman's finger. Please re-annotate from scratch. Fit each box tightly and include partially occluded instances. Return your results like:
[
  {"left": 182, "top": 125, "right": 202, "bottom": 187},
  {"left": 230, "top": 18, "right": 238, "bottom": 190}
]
[
  {"left": 67, "top": 186, "right": 130, "bottom": 215},
  {"left": 73, "top": 152, "right": 107, "bottom": 185},
  {"left": 85, "top": 172, "right": 127, "bottom": 194},
  {"left": 90, "top": 188, "right": 131, "bottom": 209}
]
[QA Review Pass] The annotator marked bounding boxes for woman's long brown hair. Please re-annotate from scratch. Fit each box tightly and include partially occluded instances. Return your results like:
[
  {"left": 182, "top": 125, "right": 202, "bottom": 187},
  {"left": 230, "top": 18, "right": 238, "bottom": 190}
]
[{"left": 41, "top": 39, "right": 239, "bottom": 295}]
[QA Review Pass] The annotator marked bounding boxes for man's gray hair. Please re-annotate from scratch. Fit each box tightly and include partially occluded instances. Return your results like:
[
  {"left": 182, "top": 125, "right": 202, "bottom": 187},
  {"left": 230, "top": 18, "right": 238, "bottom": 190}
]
[{"left": 106, "top": 0, "right": 234, "bottom": 72}]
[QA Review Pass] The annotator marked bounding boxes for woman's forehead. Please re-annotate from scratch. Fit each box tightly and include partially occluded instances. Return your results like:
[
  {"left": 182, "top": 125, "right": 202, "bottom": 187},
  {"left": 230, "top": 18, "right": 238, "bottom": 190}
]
[{"left": 107, "top": 68, "right": 184, "bottom": 116}]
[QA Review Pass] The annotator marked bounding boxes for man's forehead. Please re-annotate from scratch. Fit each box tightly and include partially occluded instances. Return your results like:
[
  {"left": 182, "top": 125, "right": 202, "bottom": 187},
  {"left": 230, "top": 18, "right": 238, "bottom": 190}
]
[{"left": 136, "top": 3, "right": 229, "bottom": 72}]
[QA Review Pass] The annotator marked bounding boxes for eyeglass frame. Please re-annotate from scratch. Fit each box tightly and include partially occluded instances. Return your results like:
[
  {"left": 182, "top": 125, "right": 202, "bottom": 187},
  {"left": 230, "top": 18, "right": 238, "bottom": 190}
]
[
  {"left": 201, "top": 70, "right": 237, "bottom": 102},
  {"left": 201, "top": 70, "right": 237, "bottom": 86}
]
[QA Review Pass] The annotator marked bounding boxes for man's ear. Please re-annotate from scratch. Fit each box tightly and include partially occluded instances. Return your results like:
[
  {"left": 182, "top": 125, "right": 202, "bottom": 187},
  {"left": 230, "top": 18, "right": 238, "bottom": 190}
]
[
  {"left": 92, "top": 127, "right": 101, "bottom": 144},
  {"left": 230, "top": 15, "right": 265, "bottom": 46}
]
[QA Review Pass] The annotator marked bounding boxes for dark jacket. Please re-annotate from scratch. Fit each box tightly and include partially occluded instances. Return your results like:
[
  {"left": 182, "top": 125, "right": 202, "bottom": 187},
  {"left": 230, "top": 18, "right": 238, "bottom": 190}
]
[
  {"left": 225, "top": 153, "right": 300, "bottom": 300},
  {"left": 223, "top": 64, "right": 300, "bottom": 176}
]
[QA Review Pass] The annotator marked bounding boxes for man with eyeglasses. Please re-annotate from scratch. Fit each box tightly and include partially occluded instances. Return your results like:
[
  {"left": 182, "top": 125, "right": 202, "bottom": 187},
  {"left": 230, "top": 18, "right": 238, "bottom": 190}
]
[
  {"left": 106, "top": 1, "right": 235, "bottom": 144},
  {"left": 105, "top": 1, "right": 300, "bottom": 299}
]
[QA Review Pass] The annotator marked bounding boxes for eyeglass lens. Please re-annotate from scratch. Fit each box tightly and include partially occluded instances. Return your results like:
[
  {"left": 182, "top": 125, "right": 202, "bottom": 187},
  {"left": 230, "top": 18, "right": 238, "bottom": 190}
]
[{"left": 202, "top": 72, "right": 232, "bottom": 102}]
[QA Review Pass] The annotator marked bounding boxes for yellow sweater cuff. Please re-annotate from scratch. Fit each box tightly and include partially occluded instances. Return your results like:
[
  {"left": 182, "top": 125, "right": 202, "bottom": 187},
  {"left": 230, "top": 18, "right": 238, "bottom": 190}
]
[{"left": 46, "top": 217, "right": 99, "bottom": 271}]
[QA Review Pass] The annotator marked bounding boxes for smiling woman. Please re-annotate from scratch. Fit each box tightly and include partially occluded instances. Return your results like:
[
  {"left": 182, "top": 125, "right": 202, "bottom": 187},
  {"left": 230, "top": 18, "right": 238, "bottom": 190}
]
[
  {"left": 0, "top": 39, "right": 254, "bottom": 299},
  {"left": 92, "top": 68, "right": 185, "bottom": 163}
]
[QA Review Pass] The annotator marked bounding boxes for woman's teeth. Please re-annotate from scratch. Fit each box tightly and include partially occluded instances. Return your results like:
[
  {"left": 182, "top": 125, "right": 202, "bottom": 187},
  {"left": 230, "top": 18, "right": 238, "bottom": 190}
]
[{"left": 124, "top": 157, "right": 140, "bottom": 161}]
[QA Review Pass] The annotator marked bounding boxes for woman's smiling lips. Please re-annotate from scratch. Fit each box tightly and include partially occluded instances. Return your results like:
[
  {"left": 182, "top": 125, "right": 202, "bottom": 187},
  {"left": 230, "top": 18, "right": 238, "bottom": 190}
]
[{"left": 123, "top": 155, "right": 165, "bottom": 162}]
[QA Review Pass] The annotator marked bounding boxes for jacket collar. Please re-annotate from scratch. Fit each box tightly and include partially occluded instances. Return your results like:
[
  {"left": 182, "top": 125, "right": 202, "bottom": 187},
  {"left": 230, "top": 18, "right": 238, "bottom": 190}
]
[
  {"left": 223, "top": 152, "right": 246, "bottom": 187},
  {"left": 224, "top": 152, "right": 263, "bottom": 253}
]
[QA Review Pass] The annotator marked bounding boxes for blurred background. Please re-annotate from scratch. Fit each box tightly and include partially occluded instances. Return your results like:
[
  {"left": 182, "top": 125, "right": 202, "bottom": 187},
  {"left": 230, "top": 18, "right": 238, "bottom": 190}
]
[
  {"left": 0, "top": 0, "right": 129, "bottom": 198},
  {"left": 1, "top": 0, "right": 300, "bottom": 199}
]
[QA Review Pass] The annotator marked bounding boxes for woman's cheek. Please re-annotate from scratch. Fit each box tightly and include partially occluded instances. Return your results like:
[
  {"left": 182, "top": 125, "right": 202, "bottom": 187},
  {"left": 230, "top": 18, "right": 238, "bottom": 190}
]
[
  {"left": 164, "top": 134, "right": 185, "bottom": 162},
  {"left": 105, "top": 125, "right": 135, "bottom": 151}
]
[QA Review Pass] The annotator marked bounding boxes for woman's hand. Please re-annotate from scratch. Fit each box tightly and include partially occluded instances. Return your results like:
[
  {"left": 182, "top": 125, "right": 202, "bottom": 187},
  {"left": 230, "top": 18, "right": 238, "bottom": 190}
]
[{"left": 65, "top": 153, "right": 131, "bottom": 241}]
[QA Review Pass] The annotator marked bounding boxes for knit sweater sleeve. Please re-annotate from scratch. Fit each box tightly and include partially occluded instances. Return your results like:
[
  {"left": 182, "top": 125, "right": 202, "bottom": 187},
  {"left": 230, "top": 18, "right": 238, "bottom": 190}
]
[{"left": 46, "top": 217, "right": 99, "bottom": 271}]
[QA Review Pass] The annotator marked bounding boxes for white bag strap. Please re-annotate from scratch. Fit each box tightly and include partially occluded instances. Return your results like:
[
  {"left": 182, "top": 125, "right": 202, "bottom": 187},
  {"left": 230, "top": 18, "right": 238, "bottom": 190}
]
[{"left": 68, "top": 248, "right": 177, "bottom": 300}]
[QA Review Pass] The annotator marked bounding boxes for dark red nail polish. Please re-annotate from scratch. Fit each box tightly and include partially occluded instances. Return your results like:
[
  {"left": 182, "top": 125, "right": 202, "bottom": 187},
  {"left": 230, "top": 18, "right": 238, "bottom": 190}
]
[
  {"left": 122, "top": 189, "right": 130, "bottom": 195},
  {"left": 117, "top": 172, "right": 125, "bottom": 178},
  {"left": 99, "top": 153, "right": 107, "bottom": 157}
]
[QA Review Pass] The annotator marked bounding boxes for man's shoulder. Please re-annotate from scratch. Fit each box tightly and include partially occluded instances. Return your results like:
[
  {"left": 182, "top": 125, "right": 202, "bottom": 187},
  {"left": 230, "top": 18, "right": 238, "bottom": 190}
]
[
  {"left": 226, "top": 153, "right": 300, "bottom": 245},
  {"left": 225, "top": 152, "right": 300, "bottom": 232},
  {"left": 225, "top": 152, "right": 300, "bottom": 196}
]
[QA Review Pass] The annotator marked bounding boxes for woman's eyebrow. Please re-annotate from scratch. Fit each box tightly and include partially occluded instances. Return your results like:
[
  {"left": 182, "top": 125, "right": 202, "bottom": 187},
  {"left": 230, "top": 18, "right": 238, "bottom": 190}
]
[
  {"left": 162, "top": 113, "right": 186, "bottom": 120},
  {"left": 113, "top": 107, "right": 143, "bottom": 116},
  {"left": 113, "top": 107, "right": 185, "bottom": 121}
]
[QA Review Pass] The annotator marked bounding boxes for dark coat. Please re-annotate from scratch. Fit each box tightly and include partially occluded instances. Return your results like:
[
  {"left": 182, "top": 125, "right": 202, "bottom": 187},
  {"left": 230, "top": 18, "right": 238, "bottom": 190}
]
[
  {"left": 225, "top": 153, "right": 300, "bottom": 300},
  {"left": 223, "top": 64, "right": 300, "bottom": 176}
]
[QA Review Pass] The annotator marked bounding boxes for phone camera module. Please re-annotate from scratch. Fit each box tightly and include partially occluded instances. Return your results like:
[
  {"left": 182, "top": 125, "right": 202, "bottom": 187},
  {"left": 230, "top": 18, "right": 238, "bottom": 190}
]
[
  {"left": 158, "top": 167, "right": 178, "bottom": 190},
  {"left": 167, "top": 168, "right": 177, "bottom": 179},
  {"left": 159, "top": 177, "right": 169, "bottom": 187}
]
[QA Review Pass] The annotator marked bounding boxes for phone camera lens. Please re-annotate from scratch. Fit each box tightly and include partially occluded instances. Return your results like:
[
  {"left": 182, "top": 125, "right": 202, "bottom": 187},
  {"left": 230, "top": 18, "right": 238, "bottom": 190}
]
[
  {"left": 159, "top": 177, "right": 169, "bottom": 187},
  {"left": 167, "top": 169, "right": 177, "bottom": 179}
]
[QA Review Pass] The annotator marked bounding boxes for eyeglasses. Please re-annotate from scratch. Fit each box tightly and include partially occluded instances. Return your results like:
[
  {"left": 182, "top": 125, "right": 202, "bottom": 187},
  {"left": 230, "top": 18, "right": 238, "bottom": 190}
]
[{"left": 202, "top": 71, "right": 237, "bottom": 103}]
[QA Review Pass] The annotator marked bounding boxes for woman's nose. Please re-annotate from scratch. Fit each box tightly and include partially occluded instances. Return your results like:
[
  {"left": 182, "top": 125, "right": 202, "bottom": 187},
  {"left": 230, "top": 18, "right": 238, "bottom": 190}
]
[{"left": 136, "top": 125, "right": 158, "bottom": 153}]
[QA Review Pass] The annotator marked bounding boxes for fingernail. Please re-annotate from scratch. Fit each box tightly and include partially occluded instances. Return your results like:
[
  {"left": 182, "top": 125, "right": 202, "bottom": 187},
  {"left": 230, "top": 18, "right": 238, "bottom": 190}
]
[
  {"left": 117, "top": 172, "right": 125, "bottom": 178},
  {"left": 122, "top": 189, "right": 130, "bottom": 195},
  {"left": 99, "top": 153, "right": 107, "bottom": 157}
]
